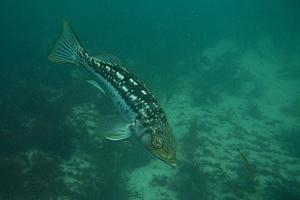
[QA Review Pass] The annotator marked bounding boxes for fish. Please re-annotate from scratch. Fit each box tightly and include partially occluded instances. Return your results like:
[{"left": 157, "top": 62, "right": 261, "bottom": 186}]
[
  {"left": 237, "top": 149, "right": 257, "bottom": 183},
  {"left": 48, "top": 19, "right": 176, "bottom": 165}
]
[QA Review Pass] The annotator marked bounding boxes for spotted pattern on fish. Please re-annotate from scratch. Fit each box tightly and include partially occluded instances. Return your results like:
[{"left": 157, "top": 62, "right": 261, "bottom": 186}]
[
  {"left": 48, "top": 19, "right": 176, "bottom": 165},
  {"left": 82, "top": 55, "right": 167, "bottom": 125}
]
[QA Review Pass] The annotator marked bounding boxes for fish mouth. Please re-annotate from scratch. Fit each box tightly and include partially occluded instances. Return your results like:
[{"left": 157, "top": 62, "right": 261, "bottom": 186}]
[
  {"left": 164, "top": 158, "right": 177, "bottom": 166},
  {"left": 153, "top": 151, "right": 176, "bottom": 166},
  {"left": 160, "top": 156, "right": 176, "bottom": 166}
]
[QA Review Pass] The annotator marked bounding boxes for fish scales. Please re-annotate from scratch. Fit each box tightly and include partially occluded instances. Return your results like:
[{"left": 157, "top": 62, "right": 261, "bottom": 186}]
[{"left": 85, "top": 56, "right": 167, "bottom": 124}]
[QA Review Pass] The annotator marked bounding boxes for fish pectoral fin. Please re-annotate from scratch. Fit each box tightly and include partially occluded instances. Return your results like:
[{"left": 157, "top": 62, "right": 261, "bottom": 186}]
[
  {"left": 104, "top": 124, "right": 131, "bottom": 141},
  {"left": 87, "top": 80, "right": 108, "bottom": 97},
  {"left": 93, "top": 54, "right": 122, "bottom": 66}
]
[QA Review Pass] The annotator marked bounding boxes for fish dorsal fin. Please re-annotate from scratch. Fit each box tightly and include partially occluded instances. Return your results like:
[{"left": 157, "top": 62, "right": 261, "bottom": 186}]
[
  {"left": 104, "top": 124, "right": 131, "bottom": 141},
  {"left": 87, "top": 80, "right": 108, "bottom": 97},
  {"left": 93, "top": 54, "right": 122, "bottom": 66}
]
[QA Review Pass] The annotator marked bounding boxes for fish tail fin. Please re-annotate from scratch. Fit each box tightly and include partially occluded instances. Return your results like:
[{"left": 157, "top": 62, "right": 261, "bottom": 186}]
[{"left": 48, "top": 18, "right": 86, "bottom": 65}]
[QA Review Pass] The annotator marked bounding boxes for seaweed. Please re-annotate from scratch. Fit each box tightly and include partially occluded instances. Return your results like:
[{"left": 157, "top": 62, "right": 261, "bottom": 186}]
[
  {"left": 0, "top": 81, "right": 78, "bottom": 158},
  {"left": 180, "top": 118, "right": 212, "bottom": 160},
  {"left": 0, "top": 152, "right": 66, "bottom": 200},
  {"left": 20, "top": 152, "right": 65, "bottom": 199}
]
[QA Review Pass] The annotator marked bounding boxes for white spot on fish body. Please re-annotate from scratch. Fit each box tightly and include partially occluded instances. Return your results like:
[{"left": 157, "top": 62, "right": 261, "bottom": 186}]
[
  {"left": 116, "top": 72, "right": 124, "bottom": 80},
  {"left": 141, "top": 90, "right": 147, "bottom": 95},
  {"left": 129, "top": 78, "right": 138, "bottom": 85},
  {"left": 122, "top": 86, "right": 128, "bottom": 92},
  {"left": 129, "top": 95, "right": 137, "bottom": 101},
  {"left": 142, "top": 111, "right": 148, "bottom": 117}
]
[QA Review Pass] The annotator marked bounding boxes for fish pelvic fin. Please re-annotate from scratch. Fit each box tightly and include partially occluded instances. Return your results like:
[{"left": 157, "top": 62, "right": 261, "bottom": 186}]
[
  {"left": 104, "top": 124, "right": 132, "bottom": 141},
  {"left": 48, "top": 18, "right": 85, "bottom": 65},
  {"left": 87, "top": 80, "right": 108, "bottom": 97}
]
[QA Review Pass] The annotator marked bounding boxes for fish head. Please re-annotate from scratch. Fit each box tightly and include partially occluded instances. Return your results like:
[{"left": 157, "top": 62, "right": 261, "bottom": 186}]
[{"left": 139, "top": 122, "right": 176, "bottom": 165}]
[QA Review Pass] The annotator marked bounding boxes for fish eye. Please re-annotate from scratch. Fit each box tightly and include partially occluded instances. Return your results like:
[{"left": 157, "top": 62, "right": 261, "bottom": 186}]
[{"left": 152, "top": 136, "right": 163, "bottom": 149}]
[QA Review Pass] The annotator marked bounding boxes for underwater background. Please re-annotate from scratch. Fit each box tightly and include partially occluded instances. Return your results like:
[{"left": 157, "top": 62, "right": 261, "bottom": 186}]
[{"left": 1, "top": 0, "right": 300, "bottom": 199}]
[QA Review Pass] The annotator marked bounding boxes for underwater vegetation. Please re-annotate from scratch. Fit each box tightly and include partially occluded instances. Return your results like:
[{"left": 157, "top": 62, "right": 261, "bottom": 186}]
[
  {"left": 278, "top": 127, "right": 300, "bottom": 158},
  {"left": 0, "top": 75, "right": 81, "bottom": 199},
  {"left": 180, "top": 118, "right": 212, "bottom": 160},
  {"left": 192, "top": 51, "right": 251, "bottom": 106},
  {"left": 17, "top": 151, "right": 64, "bottom": 199},
  {"left": 0, "top": 66, "right": 87, "bottom": 158},
  {"left": 0, "top": 152, "right": 64, "bottom": 199}
]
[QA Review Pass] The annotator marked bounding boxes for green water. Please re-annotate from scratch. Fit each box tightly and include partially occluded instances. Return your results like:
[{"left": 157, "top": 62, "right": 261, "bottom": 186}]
[{"left": 0, "top": 0, "right": 299, "bottom": 199}]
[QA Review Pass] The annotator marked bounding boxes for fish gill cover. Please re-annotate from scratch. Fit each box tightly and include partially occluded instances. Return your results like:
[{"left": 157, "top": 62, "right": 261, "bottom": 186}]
[{"left": 0, "top": 0, "right": 300, "bottom": 199}]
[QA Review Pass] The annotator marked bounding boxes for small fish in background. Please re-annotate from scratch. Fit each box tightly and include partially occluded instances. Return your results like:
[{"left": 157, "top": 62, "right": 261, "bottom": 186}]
[
  {"left": 48, "top": 19, "right": 176, "bottom": 166},
  {"left": 237, "top": 149, "right": 258, "bottom": 190}
]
